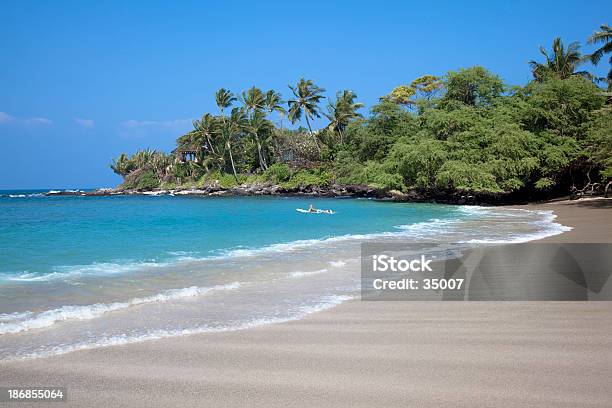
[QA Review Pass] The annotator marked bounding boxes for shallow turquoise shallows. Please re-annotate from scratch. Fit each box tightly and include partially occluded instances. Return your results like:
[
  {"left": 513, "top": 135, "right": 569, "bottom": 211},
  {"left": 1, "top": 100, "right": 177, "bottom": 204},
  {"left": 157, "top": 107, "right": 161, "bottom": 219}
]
[{"left": 0, "top": 192, "right": 459, "bottom": 280}]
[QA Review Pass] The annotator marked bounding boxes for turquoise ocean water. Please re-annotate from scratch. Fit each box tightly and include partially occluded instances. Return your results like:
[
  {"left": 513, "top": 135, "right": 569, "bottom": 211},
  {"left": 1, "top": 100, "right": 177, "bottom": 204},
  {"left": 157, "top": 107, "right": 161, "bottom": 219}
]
[
  {"left": 0, "top": 190, "right": 570, "bottom": 360},
  {"left": 0, "top": 191, "right": 463, "bottom": 280}
]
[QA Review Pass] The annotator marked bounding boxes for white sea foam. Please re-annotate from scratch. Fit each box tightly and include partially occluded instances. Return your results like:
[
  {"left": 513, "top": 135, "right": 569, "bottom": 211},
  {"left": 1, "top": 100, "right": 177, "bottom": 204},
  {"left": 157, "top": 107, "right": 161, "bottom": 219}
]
[
  {"left": 394, "top": 218, "right": 461, "bottom": 235},
  {"left": 7, "top": 261, "right": 172, "bottom": 282},
  {"left": 0, "top": 311, "right": 34, "bottom": 322},
  {"left": 456, "top": 206, "right": 494, "bottom": 216},
  {"left": 288, "top": 268, "right": 328, "bottom": 278},
  {"left": 0, "top": 282, "right": 241, "bottom": 335},
  {"left": 6, "top": 193, "right": 45, "bottom": 198},
  {"left": 219, "top": 220, "right": 459, "bottom": 259},
  {"left": 3, "top": 295, "right": 352, "bottom": 361},
  {"left": 329, "top": 260, "right": 346, "bottom": 268},
  {"left": 462, "top": 210, "right": 572, "bottom": 243}
]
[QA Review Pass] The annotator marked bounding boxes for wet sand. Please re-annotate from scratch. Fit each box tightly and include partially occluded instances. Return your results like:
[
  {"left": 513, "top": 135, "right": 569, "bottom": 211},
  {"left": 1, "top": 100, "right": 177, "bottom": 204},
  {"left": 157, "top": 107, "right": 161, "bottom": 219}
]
[{"left": 1, "top": 198, "right": 611, "bottom": 407}]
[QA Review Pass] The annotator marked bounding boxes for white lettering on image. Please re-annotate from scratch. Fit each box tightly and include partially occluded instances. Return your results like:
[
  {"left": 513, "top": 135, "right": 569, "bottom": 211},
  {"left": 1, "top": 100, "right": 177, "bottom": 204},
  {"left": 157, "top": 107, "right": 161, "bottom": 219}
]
[{"left": 372, "top": 254, "right": 433, "bottom": 272}]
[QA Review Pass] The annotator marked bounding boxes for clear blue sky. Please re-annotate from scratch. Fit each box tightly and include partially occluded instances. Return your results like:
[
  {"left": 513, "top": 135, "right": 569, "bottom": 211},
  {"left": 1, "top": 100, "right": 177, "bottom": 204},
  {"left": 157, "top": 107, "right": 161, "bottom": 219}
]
[{"left": 0, "top": 0, "right": 609, "bottom": 189}]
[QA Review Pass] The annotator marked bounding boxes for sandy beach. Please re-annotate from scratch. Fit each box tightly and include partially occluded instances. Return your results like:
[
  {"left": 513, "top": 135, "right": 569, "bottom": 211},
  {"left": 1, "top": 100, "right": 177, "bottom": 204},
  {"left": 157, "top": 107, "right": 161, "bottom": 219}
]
[{"left": 1, "top": 199, "right": 611, "bottom": 408}]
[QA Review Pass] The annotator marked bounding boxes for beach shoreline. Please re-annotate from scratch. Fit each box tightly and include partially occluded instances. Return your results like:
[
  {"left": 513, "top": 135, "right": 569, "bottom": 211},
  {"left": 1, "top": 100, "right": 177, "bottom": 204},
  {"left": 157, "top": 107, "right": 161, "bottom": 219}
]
[{"left": 1, "top": 198, "right": 610, "bottom": 407}]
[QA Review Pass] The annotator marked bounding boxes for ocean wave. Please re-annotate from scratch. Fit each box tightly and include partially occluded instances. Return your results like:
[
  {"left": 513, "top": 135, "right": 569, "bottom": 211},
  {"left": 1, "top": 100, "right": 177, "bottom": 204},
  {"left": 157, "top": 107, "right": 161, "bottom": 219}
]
[
  {"left": 2, "top": 294, "right": 352, "bottom": 361},
  {"left": 394, "top": 217, "right": 461, "bottom": 235},
  {"left": 4, "top": 193, "right": 45, "bottom": 198},
  {"left": 5, "top": 261, "right": 173, "bottom": 282},
  {"left": 462, "top": 210, "right": 572, "bottom": 243},
  {"left": 1, "top": 190, "right": 89, "bottom": 198},
  {"left": 0, "top": 282, "right": 241, "bottom": 335},
  {"left": 218, "top": 218, "right": 463, "bottom": 259},
  {"left": 0, "top": 311, "right": 34, "bottom": 322},
  {"left": 284, "top": 260, "right": 349, "bottom": 279},
  {"left": 288, "top": 268, "right": 328, "bottom": 278}
]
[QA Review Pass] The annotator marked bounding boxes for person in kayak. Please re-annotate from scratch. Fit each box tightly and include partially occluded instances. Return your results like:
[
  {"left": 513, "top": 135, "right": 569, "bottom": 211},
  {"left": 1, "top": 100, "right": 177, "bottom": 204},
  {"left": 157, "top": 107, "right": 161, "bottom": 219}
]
[{"left": 308, "top": 204, "right": 317, "bottom": 212}]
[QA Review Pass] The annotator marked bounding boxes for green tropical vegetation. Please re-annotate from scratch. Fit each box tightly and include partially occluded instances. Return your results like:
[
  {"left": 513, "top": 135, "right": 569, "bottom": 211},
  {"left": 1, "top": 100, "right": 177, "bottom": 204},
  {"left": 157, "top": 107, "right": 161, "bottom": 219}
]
[
  {"left": 586, "top": 24, "right": 612, "bottom": 89},
  {"left": 112, "top": 27, "right": 611, "bottom": 202}
]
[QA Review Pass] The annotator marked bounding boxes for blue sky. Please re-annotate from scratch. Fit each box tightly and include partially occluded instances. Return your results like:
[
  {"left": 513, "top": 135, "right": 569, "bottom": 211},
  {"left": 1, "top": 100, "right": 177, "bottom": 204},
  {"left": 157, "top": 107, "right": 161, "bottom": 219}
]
[{"left": 0, "top": 0, "right": 609, "bottom": 189}]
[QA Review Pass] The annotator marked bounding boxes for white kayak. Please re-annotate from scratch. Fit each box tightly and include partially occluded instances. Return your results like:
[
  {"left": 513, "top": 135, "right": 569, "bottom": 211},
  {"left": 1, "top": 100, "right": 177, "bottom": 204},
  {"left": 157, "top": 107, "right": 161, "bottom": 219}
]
[{"left": 296, "top": 208, "right": 335, "bottom": 214}]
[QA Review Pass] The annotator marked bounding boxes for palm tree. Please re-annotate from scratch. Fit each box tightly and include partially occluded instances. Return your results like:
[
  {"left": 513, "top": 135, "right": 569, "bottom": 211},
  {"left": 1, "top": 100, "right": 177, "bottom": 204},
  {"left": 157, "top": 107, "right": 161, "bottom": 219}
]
[
  {"left": 240, "top": 86, "right": 266, "bottom": 113},
  {"left": 215, "top": 88, "right": 239, "bottom": 178},
  {"left": 248, "top": 110, "right": 274, "bottom": 170},
  {"left": 264, "top": 90, "right": 286, "bottom": 127},
  {"left": 223, "top": 107, "right": 248, "bottom": 181},
  {"left": 586, "top": 24, "right": 612, "bottom": 90},
  {"left": 262, "top": 90, "right": 286, "bottom": 159},
  {"left": 133, "top": 149, "right": 157, "bottom": 169},
  {"left": 215, "top": 88, "right": 236, "bottom": 117},
  {"left": 110, "top": 153, "right": 131, "bottom": 176},
  {"left": 324, "top": 90, "right": 363, "bottom": 144},
  {"left": 529, "top": 37, "right": 590, "bottom": 81},
  {"left": 287, "top": 78, "right": 326, "bottom": 152},
  {"left": 192, "top": 113, "right": 218, "bottom": 156}
]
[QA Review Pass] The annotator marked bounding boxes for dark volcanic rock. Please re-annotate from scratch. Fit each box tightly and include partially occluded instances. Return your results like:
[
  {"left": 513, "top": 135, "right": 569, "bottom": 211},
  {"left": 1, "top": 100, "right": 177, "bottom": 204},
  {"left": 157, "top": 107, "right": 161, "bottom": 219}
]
[{"left": 78, "top": 181, "right": 507, "bottom": 204}]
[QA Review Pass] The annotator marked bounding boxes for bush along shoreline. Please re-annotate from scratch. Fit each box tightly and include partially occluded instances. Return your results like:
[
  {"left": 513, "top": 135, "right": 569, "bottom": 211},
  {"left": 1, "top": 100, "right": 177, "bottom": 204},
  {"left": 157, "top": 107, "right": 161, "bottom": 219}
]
[{"left": 110, "top": 30, "right": 612, "bottom": 205}]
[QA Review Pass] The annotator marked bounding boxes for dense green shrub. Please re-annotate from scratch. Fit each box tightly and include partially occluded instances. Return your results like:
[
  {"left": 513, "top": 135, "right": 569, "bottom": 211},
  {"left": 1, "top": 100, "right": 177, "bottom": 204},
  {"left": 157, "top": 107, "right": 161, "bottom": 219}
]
[
  {"left": 435, "top": 161, "right": 501, "bottom": 193},
  {"left": 281, "top": 169, "right": 333, "bottom": 189},
  {"left": 264, "top": 163, "right": 291, "bottom": 183},
  {"left": 135, "top": 171, "right": 160, "bottom": 190}
]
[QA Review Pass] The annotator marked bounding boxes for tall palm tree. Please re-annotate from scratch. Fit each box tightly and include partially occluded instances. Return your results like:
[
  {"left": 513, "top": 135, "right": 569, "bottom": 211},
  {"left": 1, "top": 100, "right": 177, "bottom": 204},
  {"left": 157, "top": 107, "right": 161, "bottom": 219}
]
[
  {"left": 265, "top": 90, "right": 286, "bottom": 127},
  {"left": 215, "top": 88, "right": 236, "bottom": 117},
  {"left": 223, "top": 107, "right": 248, "bottom": 181},
  {"left": 248, "top": 110, "right": 274, "bottom": 170},
  {"left": 263, "top": 90, "right": 286, "bottom": 157},
  {"left": 215, "top": 88, "right": 238, "bottom": 178},
  {"left": 586, "top": 24, "right": 612, "bottom": 90},
  {"left": 529, "top": 37, "right": 590, "bottom": 81},
  {"left": 240, "top": 86, "right": 266, "bottom": 113},
  {"left": 287, "top": 78, "right": 326, "bottom": 152},
  {"left": 324, "top": 90, "right": 363, "bottom": 144}
]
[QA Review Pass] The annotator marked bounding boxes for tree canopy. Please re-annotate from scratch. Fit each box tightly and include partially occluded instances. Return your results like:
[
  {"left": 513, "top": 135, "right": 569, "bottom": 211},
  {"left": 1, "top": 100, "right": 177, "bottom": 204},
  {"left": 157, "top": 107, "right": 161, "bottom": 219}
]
[{"left": 112, "top": 26, "right": 611, "bottom": 201}]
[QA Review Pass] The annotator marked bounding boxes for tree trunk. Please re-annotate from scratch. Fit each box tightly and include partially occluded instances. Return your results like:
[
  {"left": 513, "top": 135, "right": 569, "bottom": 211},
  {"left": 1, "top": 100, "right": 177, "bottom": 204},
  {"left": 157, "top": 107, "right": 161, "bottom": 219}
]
[
  {"left": 305, "top": 115, "right": 321, "bottom": 154},
  {"left": 227, "top": 141, "right": 239, "bottom": 182},
  {"left": 255, "top": 133, "right": 268, "bottom": 170},
  {"left": 206, "top": 134, "right": 216, "bottom": 155}
]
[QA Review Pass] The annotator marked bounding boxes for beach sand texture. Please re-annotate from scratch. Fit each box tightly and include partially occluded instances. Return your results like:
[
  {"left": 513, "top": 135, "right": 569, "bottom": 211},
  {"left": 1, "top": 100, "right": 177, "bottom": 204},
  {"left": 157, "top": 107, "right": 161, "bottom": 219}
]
[{"left": 1, "top": 199, "right": 610, "bottom": 408}]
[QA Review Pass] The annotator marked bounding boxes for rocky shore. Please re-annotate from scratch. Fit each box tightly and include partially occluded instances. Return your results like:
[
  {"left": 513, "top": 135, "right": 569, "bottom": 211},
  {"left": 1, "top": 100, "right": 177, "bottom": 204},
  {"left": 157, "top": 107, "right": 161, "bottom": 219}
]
[
  {"left": 44, "top": 183, "right": 506, "bottom": 205},
  {"left": 45, "top": 183, "right": 389, "bottom": 198}
]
